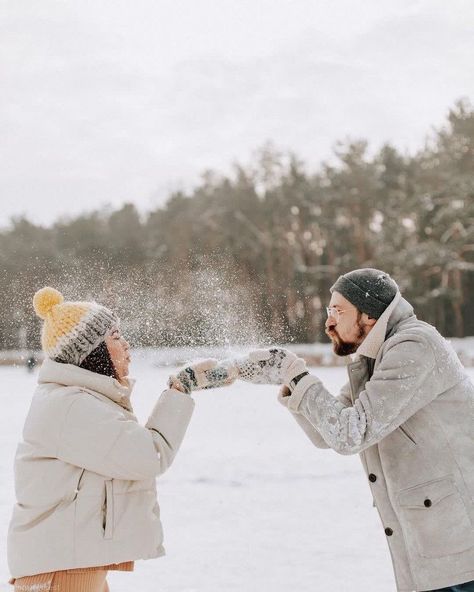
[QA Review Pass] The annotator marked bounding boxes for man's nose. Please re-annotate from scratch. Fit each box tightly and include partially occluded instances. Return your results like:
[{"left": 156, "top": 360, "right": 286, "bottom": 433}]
[{"left": 325, "top": 317, "right": 336, "bottom": 330}]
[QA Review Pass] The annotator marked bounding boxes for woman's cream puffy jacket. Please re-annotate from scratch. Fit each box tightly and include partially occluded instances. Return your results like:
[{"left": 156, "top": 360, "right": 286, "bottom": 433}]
[{"left": 8, "top": 358, "right": 194, "bottom": 578}]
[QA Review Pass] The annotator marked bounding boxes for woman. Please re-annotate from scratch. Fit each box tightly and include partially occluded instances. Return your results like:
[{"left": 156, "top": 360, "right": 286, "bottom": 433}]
[{"left": 8, "top": 287, "right": 195, "bottom": 592}]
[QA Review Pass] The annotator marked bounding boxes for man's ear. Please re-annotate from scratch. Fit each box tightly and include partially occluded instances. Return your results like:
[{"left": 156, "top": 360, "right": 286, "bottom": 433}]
[{"left": 362, "top": 313, "right": 377, "bottom": 327}]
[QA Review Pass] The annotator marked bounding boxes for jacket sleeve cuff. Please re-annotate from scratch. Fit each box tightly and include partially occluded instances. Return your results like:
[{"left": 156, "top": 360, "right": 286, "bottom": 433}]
[
  {"left": 286, "top": 374, "right": 321, "bottom": 412},
  {"left": 277, "top": 385, "right": 291, "bottom": 407}
]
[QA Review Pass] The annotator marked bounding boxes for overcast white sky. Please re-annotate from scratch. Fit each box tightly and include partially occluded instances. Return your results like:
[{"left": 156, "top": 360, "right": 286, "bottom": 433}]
[{"left": 1, "top": 0, "right": 473, "bottom": 227}]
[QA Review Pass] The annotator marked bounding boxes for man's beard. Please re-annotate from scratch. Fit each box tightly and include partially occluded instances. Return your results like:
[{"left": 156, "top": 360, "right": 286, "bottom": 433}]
[{"left": 327, "top": 316, "right": 367, "bottom": 357}]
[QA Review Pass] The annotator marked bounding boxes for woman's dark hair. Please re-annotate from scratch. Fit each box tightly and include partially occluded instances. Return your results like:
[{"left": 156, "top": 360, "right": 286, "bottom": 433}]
[
  {"left": 79, "top": 341, "right": 118, "bottom": 379},
  {"left": 56, "top": 340, "right": 118, "bottom": 380}
]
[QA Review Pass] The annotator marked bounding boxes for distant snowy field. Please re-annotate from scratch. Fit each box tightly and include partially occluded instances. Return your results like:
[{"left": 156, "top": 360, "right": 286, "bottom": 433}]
[{"left": 1, "top": 356, "right": 473, "bottom": 592}]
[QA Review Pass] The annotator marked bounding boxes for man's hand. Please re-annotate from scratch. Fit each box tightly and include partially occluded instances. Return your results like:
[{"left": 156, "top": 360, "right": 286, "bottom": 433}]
[
  {"left": 168, "top": 359, "right": 239, "bottom": 394},
  {"left": 233, "top": 348, "right": 307, "bottom": 386}
]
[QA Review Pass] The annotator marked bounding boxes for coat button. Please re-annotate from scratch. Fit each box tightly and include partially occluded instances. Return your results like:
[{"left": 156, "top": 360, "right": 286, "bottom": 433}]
[
  {"left": 385, "top": 527, "right": 393, "bottom": 536},
  {"left": 424, "top": 499, "right": 432, "bottom": 507},
  {"left": 368, "top": 473, "right": 377, "bottom": 482}
]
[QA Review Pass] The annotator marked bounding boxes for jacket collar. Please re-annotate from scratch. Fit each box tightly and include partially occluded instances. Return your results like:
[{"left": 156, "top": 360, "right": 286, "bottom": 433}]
[
  {"left": 38, "top": 358, "right": 135, "bottom": 411},
  {"left": 355, "top": 292, "right": 414, "bottom": 359}
]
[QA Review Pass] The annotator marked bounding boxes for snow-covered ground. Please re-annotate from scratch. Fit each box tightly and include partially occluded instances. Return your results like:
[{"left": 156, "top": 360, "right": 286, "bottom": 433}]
[{"left": 1, "top": 358, "right": 473, "bottom": 592}]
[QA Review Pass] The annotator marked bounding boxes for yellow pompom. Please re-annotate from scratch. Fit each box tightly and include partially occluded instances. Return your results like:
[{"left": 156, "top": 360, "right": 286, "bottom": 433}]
[{"left": 33, "top": 287, "right": 64, "bottom": 319}]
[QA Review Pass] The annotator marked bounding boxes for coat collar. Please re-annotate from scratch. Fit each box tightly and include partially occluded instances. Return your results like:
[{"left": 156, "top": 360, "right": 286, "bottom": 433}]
[
  {"left": 355, "top": 292, "right": 414, "bottom": 360},
  {"left": 38, "top": 358, "right": 135, "bottom": 411}
]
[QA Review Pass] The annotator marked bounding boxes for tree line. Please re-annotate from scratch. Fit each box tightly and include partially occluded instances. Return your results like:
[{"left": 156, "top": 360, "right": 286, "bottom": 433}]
[{"left": 1, "top": 99, "right": 473, "bottom": 350}]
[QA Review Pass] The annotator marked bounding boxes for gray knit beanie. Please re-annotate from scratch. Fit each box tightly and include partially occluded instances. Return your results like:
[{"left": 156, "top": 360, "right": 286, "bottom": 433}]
[{"left": 330, "top": 268, "right": 399, "bottom": 319}]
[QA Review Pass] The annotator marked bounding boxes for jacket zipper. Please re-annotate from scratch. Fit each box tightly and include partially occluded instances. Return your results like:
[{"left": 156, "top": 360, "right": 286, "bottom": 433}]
[{"left": 72, "top": 468, "right": 86, "bottom": 501}]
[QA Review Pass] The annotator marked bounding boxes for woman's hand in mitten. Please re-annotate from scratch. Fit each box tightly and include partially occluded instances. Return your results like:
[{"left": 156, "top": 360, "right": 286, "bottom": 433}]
[
  {"left": 168, "top": 359, "right": 239, "bottom": 394},
  {"left": 232, "top": 348, "right": 307, "bottom": 386}
]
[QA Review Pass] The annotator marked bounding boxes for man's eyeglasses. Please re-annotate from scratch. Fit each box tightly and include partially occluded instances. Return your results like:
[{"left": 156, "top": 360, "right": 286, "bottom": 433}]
[{"left": 326, "top": 307, "right": 346, "bottom": 322}]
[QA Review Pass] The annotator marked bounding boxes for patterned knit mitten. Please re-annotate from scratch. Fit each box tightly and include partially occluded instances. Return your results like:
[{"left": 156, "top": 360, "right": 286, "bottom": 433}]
[
  {"left": 232, "top": 348, "right": 307, "bottom": 386},
  {"left": 168, "top": 359, "right": 239, "bottom": 394}
]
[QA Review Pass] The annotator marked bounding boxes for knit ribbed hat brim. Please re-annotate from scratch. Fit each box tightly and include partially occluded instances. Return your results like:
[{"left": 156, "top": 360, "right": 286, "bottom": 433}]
[{"left": 330, "top": 268, "right": 399, "bottom": 319}]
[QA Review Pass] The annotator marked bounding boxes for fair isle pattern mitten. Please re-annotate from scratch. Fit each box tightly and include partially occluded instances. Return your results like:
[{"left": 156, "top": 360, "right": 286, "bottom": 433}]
[
  {"left": 232, "top": 348, "right": 307, "bottom": 385},
  {"left": 169, "top": 359, "right": 238, "bottom": 394}
]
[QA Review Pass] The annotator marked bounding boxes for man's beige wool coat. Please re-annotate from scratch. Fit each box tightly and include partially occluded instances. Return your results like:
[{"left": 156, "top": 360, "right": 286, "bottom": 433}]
[{"left": 281, "top": 295, "right": 474, "bottom": 592}]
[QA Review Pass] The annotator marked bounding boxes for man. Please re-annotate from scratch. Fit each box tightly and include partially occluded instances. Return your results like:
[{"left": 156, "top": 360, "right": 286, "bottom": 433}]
[{"left": 170, "top": 268, "right": 474, "bottom": 592}]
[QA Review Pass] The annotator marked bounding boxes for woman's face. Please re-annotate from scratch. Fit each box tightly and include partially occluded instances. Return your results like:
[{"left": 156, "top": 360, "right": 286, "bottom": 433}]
[{"left": 105, "top": 326, "right": 130, "bottom": 381}]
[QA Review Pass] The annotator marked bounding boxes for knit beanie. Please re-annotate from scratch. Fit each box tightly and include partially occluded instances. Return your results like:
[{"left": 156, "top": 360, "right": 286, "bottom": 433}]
[
  {"left": 330, "top": 268, "right": 399, "bottom": 319},
  {"left": 33, "top": 287, "right": 118, "bottom": 365}
]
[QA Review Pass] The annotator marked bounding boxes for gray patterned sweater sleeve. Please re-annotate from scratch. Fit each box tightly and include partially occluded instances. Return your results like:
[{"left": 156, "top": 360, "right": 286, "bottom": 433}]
[{"left": 285, "top": 337, "right": 437, "bottom": 455}]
